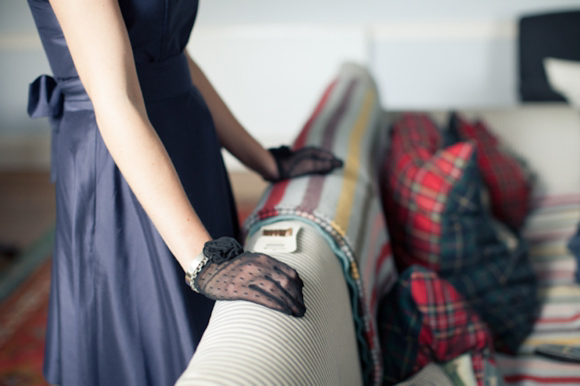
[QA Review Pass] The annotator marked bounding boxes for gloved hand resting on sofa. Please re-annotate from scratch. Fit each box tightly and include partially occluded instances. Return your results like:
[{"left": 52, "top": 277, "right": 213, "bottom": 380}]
[
  {"left": 266, "top": 145, "right": 343, "bottom": 182},
  {"left": 191, "top": 237, "right": 306, "bottom": 317}
]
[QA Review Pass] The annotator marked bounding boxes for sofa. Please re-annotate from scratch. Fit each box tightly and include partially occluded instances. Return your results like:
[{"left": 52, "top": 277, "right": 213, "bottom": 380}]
[
  {"left": 175, "top": 57, "right": 580, "bottom": 385},
  {"left": 177, "top": 62, "right": 390, "bottom": 386}
]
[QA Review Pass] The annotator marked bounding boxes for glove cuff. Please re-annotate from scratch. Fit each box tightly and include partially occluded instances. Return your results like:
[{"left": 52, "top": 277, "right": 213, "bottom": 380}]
[
  {"left": 203, "top": 236, "right": 244, "bottom": 265},
  {"left": 267, "top": 145, "right": 293, "bottom": 181}
]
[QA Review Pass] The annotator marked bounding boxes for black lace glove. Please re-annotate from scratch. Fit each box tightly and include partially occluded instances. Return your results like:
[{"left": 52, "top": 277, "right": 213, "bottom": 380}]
[
  {"left": 267, "top": 145, "right": 344, "bottom": 182},
  {"left": 193, "top": 237, "right": 306, "bottom": 317}
]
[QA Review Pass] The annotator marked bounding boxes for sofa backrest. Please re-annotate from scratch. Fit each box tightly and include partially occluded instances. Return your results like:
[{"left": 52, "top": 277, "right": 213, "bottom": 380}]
[{"left": 387, "top": 106, "right": 580, "bottom": 197}]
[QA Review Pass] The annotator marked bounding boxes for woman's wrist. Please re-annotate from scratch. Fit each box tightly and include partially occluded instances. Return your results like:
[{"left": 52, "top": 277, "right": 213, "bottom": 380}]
[
  {"left": 174, "top": 227, "right": 212, "bottom": 272},
  {"left": 185, "top": 250, "right": 209, "bottom": 292},
  {"left": 185, "top": 237, "right": 245, "bottom": 293},
  {"left": 259, "top": 148, "right": 279, "bottom": 181}
]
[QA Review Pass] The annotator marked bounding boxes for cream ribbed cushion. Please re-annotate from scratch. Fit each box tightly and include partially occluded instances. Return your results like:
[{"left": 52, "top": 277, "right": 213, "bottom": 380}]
[
  {"left": 176, "top": 221, "right": 362, "bottom": 385},
  {"left": 544, "top": 57, "right": 580, "bottom": 108}
]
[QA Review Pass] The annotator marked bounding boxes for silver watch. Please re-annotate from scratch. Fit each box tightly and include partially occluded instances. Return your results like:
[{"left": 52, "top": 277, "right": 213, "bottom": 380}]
[{"left": 185, "top": 251, "right": 209, "bottom": 292}]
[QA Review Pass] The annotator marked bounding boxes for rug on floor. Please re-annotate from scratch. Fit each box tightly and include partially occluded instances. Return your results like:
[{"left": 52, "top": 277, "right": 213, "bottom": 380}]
[
  {"left": 0, "top": 258, "right": 51, "bottom": 386},
  {"left": 0, "top": 205, "right": 255, "bottom": 385}
]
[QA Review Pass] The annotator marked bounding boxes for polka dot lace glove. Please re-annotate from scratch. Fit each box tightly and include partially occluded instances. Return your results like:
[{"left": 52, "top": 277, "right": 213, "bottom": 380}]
[
  {"left": 194, "top": 237, "right": 306, "bottom": 317},
  {"left": 267, "top": 145, "right": 344, "bottom": 182}
]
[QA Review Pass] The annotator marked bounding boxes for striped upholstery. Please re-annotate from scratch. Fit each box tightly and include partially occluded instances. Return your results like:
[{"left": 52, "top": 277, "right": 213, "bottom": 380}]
[
  {"left": 243, "top": 63, "right": 396, "bottom": 385},
  {"left": 395, "top": 363, "right": 453, "bottom": 386},
  {"left": 497, "top": 284, "right": 580, "bottom": 384},
  {"left": 498, "top": 354, "right": 580, "bottom": 385},
  {"left": 496, "top": 193, "right": 580, "bottom": 385},
  {"left": 525, "top": 194, "right": 580, "bottom": 286},
  {"left": 176, "top": 222, "right": 362, "bottom": 385}
]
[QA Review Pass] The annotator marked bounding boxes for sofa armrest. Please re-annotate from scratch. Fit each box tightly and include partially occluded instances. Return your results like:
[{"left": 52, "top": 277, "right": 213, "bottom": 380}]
[{"left": 176, "top": 221, "right": 362, "bottom": 385}]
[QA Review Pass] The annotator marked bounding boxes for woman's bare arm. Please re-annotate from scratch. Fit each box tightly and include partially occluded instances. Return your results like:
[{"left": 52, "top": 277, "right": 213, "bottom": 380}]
[
  {"left": 185, "top": 54, "right": 279, "bottom": 180},
  {"left": 49, "top": 0, "right": 210, "bottom": 271}
]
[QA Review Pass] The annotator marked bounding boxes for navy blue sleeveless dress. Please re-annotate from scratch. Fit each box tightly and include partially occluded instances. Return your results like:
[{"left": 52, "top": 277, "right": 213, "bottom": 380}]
[{"left": 27, "top": 1, "right": 239, "bottom": 385}]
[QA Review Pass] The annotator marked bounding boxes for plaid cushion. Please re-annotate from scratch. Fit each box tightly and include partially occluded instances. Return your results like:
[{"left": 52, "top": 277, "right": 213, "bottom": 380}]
[
  {"left": 382, "top": 113, "right": 497, "bottom": 276},
  {"left": 380, "top": 113, "right": 442, "bottom": 271},
  {"left": 447, "top": 237, "right": 539, "bottom": 353},
  {"left": 381, "top": 113, "right": 539, "bottom": 353},
  {"left": 448, "top": 113, "right": 533, "bottom": 231},
  {"left": 378, "top": 266, "right": 498, "bottom": 386}
]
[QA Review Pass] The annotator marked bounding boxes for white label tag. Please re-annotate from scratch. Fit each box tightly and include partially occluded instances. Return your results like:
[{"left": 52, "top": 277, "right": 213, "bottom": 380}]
[
  {"left": 253, "top": 222, "right": 301, "bottom": 254},
  {"left": 442, "top": 353, "right": 478, "bottom": 386}
]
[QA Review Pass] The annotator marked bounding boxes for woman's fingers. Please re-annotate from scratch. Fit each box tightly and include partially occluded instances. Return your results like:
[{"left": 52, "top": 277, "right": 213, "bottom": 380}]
[
  {"left": 294, "top": 147, "right": 343, "bottom": 176},
  {"left": 310, "top": 149, "right": 344, "bottom": 171},
  {"left": 247, "top": 284, "right": 294, "bottom": 315},
  {"left": 196, "top": 249, "right": 306, "bottom": 317},
  {"left": 261, "top": 255, "right": 302, "bottom": 282},
  {"left": 249, "top": 275, "right": 306, "bottom": 317},
  {"left": 268, "top": 145, "right": 343, "bottom": 181},
  {"left": 246, "top": 254, "right": 306, "bottom": 316},
  {"left": 255, "top": 254, "right": 304, "bottom": 300},
  {"left": 272, "top": 266, "right": 304, "bottom": 301}
]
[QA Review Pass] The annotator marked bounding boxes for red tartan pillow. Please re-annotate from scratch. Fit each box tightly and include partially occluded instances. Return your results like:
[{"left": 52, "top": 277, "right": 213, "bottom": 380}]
[
  {"left": 449, "top": 113, "right": 533, "bottom": 231},
  {"left": 379, "top": 266, "right": 497, "bottom": 385},
  {"left": 381, "top": 113, "right": 496, "bottom": 275},
  {"left": 380, "top": 113, "right": 539, "bottom": 354}
]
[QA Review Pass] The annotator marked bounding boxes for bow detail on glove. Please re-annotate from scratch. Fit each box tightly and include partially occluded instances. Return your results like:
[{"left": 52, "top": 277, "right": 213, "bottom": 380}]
[
  {"left": 267, "top": 145, "right": 343, "bottom": 182},
  {"left": 194, "top": 237, "right": 306, "bottom": 317}
]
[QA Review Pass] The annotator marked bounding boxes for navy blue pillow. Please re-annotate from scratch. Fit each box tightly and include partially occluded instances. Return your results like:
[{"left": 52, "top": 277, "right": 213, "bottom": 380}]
[{"left": 443, "top": 112, "right": 461, "bottom": 147}]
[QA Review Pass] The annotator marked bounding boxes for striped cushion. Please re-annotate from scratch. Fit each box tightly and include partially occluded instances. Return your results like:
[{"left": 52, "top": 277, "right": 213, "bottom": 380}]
[
  {"left": 498, "top": 353, "right": 580, "bottom": 385},
  {"left": 244, "top": 63, "right": 396, "bottom": 385},
  {"left": 448, "top": 113, "right": 534, "bottom": 231},
  {"left": 394, "top": 363, "right": 453, "bottom": 386},
  {"left": 526, "top": 194, "right": 580, "bottom": 286},
  {"left": 497, "top": 286, "right": 580, "bottom": 385},
  {"left": 492, "top": 193, "right": 580, "bottom": 384}
]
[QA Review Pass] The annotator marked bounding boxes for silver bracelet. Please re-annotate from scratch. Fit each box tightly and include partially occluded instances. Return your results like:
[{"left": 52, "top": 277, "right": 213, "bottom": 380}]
[{"left": 185, "top": 251, "right": 210, "bottom": 293}]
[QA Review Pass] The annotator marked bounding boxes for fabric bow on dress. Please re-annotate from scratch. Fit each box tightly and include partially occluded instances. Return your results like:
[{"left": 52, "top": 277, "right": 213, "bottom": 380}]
[{"left": 28, "top": 74, "right": 64, "bottom": 119}]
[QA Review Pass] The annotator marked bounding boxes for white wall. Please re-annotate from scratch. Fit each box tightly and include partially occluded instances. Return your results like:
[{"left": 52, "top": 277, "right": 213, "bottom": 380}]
[
  {"left": 1, "top": 0, "right": 579, "bottom": 170},
  {"left": 187, "top": 26, "right": 367, "bottom": 169},
  {"left": 0, "top": 1, "right": 51, "bottom": 169}
]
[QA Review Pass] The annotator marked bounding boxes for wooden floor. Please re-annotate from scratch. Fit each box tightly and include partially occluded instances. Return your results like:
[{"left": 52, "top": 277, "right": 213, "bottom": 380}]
[
  {"left": 229, "top": 171, "right": 269, "bottom": 208},
  {"left": 0, "top": 171, "right": 56, "bottom": 254},
  {"left": 0, "top": 170, "right": 266, "bottom": 258}
]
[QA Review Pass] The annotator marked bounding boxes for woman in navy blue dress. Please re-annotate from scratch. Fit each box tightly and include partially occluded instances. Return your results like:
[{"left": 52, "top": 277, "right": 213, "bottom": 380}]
[{"left": 27, "top": 0, "right": 342, "bottom": 385}]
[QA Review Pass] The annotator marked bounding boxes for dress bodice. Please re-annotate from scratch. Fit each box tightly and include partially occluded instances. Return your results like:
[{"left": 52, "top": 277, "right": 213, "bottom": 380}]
[{"left": 28, "top": 0, "right": 199, "bottom": 81}]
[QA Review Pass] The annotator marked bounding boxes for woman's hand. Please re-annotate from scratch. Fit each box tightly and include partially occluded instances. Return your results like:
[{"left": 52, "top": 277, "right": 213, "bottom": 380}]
[
  {"left": 192, "top": 237, "right": 306, "bottom": 317},
  {"left": 185, "top": 55, "right": 342, "bottom": 183},
  {"left": 266, "top": 145, "right": 343, "bottom": 182}
]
